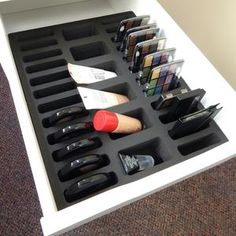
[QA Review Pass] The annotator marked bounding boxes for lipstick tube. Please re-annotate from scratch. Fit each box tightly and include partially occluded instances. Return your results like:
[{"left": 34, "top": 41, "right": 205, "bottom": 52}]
[{"left": 93, "top": 110, "right": 142, "bottom": 134}]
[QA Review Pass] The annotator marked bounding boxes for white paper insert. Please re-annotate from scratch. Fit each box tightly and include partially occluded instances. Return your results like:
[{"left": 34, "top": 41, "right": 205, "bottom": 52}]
[
  {"left": 78, "top": 87, "right": 129, "bottom": 110},
  {"left": 68, "top": 63, "right": 117, "bottom": 84}
]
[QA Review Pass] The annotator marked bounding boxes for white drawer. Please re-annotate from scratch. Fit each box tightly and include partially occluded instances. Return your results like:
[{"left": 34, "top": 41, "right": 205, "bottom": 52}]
[{"left": 0, "top": 0, "right": 235, "bottom": 235}]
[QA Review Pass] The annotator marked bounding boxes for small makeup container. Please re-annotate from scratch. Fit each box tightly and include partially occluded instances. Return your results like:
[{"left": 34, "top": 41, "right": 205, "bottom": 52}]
[
  {"left": 119, "top": 153, "right": 155, "bottom": 175},
  {"left": 93, "top": 110, "right": 142, "bottom": 134}
]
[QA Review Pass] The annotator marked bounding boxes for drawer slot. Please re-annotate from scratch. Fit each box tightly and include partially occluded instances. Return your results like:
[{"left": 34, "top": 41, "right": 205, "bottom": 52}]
[
  {"left": 26, "top": 59, "right": 66, "bottom": 73},
  {"left": 178, "top": 133, "right": 221, "bottom": 156},
  {"left": 23, "top": 49, "right": 62, "bottom": 63},
  {"left": 21, "top": 39, "right": 58, "bottom": 51},
  {"left": 63, "top": 23, "right": 98, "bottom": 41},
  {"left": 33, "top": 81, "right": 76, "bottom": 99},
  {"left": 30, "top": 70, "right": 70, "bottom": 86},
  {"left": 70, "top": 41, "right": 109, "bottom": 61},
  {"left": 17, "top": 29, "right": 54, "bottom": 42},
  {"left": 38, "top": 94, "right": 81, "bottom": 113}
]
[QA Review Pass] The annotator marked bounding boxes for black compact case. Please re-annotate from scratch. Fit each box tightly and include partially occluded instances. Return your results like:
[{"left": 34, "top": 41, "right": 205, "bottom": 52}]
[
  {"left": 8, "top": 11, "right": 228, "bottom": 210},
  {"left": 157, "top": 88, "right": 206, "bottom": 123}
]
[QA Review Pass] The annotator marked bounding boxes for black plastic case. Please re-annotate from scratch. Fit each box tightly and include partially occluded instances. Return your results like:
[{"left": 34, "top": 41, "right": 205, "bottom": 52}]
[{"left": 8, "top": 11, "right": 228, "bottom": 210}]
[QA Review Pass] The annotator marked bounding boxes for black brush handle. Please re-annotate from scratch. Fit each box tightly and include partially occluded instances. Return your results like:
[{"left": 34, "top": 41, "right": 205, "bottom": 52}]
[
  {"left": 50, "top": 122, "right": 94, "bottom": 143},
  {"left": 58, "top": 154, "right": 106, "bottom": 181},
  {"left": 47, "top": 106, "right": 88, "bottom": 126},
  {"left": 64, "top": 173, "right": 113, "bottom": 202},
  {"left": 53, "top": 138, "right": 102, "bottom": 161}
]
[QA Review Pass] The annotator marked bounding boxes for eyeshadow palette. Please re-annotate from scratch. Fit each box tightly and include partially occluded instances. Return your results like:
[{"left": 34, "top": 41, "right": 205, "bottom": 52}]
[
  {"left": 145, "top": 60, "right": 184, "bottom": 96},
  {"left": 152, "top": 88, "right": 189, "bottom": 110},
  {"left": 119, "top": 23, "right": 156, "bottom": 52},
  {"left": 113, "top": 15, "right": 150, "bottom": 42},
  {"left": 124, "top": 27, "right": 159, "bottom": 62},
  {"left": 8, "top": 11, "right": 227, "bottom": 210},
  {"left": 158, "top": 88, "right": 206, "bottom": 123},
  {"left": 138, "top": 48, "right": 176, "bottom": 85},
  {"left": 130, "top": 37, "right": 167, "bottom": 73}
]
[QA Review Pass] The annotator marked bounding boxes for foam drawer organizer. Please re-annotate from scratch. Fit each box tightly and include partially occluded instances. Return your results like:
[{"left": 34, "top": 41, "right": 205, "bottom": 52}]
[{"left": 8, "top": 11, "right": 227, "bottom": 210}]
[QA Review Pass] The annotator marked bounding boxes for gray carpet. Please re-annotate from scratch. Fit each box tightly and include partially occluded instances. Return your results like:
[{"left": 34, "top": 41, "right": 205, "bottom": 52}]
[{"left": 0, "top": 65, "right": 235, "bottom": 236}]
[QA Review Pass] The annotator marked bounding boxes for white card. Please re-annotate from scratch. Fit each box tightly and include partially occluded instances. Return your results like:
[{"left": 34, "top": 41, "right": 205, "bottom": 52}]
[
  {"left": 68, "top": 63, "right": 117, "bottom": 84},
  {"left": 78, "top": 87, "right": 129, "bottom": 110}
]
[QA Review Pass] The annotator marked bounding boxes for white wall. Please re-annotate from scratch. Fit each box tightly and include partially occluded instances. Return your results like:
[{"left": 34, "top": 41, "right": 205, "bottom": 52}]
[{"left": 158, "top": 0, "right": 236, "bottom": 90}]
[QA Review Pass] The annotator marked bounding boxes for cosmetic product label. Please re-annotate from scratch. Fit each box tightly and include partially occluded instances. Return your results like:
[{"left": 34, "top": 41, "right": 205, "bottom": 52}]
[
  {"left": 113, "top": 15, "right": 150, "bottom": 42},
  {"left": 130, "top": 37, "right": 167, "bottom": 73},
  {"left": 144, "top": 59, "right": 184, "bottom": 97},
  {"left": 78, "top": 87, "right": 130, "bottom": 110},
  {"left": 119, "top": 23, "right": 156, "bottom": 52},
  {"left": 124, "top": 28, "right": 159, "bottom": 62},
  {"left": 68, "top": 63, "right": 117, "bottom": 84},
  {"left": 138, "top": 48, "right": 176, "bottom": 85}
]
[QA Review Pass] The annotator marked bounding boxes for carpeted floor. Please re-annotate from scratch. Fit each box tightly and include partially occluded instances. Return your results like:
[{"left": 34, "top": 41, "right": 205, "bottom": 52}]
[{"left": 0, "top": 65, "right": 235, "bottom": 236}]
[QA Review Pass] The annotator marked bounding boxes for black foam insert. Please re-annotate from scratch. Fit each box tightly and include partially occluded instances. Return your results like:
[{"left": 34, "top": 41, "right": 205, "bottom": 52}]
[{"left": 8, "top": 11, "right": 228, "bottom": 210}]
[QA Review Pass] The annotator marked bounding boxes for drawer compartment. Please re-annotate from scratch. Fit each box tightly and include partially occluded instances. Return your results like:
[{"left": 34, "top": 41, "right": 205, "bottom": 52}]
[{"left": 8, "top": 11, "right": 228, "bottom": 211}]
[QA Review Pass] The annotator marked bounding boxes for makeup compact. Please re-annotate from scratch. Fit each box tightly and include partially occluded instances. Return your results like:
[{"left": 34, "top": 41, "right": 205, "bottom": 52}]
[
  {"left": 112, "top": 15, "right": 150, "bottom": 42},
  {"left": 129, "top": 37, "right": 167, "bottom": 73},
  {"left": 144, "top": 60, "right": 184, "bottom": 97},
  {"left": 118, "top": 23, "right": 156, "bottom": 52},
  {"left": 159, "top": 88, "right": 206, "bottom": 123},
  {"left": 152, "top": 88, "right": 189, "bottom": 110},
  {"left": 123, "top": 27, "right": 159, "bottom": 62},
  {"left": 169, "top": 104, "right": 222, "bottom": 139},
  {"left": 137, "top": 48, "right": 176, "bottom": 85}
]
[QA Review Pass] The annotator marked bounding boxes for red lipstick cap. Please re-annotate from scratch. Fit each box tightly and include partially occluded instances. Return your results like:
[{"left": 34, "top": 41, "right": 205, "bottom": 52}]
[{"left": 93, "top": 110, "right": 118, "bottom": 132}]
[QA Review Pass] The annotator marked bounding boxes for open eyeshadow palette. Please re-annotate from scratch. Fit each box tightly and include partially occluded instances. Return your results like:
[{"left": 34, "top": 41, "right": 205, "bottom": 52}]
[{"left": 8, "top": 11, "right": 228, "bottom": 210}]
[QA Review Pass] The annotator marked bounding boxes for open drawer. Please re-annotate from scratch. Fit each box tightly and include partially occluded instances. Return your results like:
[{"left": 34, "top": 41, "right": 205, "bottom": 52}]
[{"left": 0, "top": 0, "right": 235, "bottom": 235}]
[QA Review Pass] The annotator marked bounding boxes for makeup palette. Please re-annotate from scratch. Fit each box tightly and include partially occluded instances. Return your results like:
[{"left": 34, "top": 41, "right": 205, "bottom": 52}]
[
  {"left": 130, "top": 37, "right": 167, "bottom": 73},
  {"left": 152, "top": 88, "right": 189, "bottom": 110},
  {"left": 124, "top": 27, "right": 159, "bottom": 62},
  {"left": 169, "top": 104, "right": 223, "bottom": 139},
  {"left": 145, "top": 60, "right": 184, "bottom": 97},
  {"left": 119, "top": 23, "right": 156, "bottom": 52},
  {"left": 158, "top": 88, "right": 206, "bottom": 123},
  {"left": 138, "top": 48, "right": 176, "bottom": 85},
  {"left": 113, "top": 15, "right": 150, "bottom": 42}
]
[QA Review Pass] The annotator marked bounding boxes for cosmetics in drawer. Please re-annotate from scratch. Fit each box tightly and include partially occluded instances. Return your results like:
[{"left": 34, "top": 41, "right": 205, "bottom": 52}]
[{"left": 8, "top": 11, "right": 227, "bottom": 209}]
